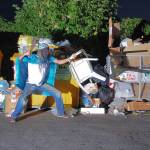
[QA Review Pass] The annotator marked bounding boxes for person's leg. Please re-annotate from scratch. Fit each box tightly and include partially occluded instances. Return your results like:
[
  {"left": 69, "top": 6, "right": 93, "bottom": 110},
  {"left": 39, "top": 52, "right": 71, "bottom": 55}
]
[
  {"left": 11, "top": 83, "right": 33, "bottom": 119},
  {"left": 35, "top": 84, "right": 65, "bottom": 116}
]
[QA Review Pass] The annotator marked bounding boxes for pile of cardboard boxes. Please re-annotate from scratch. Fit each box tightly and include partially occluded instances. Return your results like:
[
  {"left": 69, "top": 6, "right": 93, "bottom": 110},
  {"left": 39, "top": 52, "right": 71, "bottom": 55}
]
[
  {"left": 111, "top": 38, "right": 150, "bottom": 112},
  {"left": 108, "top": 17, "right": 150, "bottom": 113}
]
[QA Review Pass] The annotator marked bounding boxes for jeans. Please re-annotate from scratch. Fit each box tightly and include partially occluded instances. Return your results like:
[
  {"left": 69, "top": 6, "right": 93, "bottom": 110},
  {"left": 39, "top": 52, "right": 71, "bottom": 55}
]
[{"left": 11, "top": 83, "right": 65, "bottom": 118}]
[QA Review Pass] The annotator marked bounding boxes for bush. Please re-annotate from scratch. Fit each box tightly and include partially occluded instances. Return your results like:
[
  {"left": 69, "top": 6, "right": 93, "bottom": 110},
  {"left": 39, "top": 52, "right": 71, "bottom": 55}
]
[
  {"left": 120, "top": 18, "right": 142, "bottom": 39},
  {"left": 143, "top": 23, "right": 150, "bottom": 36}
]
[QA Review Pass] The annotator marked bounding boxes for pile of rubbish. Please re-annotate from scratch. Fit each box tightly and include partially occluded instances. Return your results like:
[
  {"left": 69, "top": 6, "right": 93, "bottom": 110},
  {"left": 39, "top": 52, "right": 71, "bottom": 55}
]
[{"left": 1, "top": 32, "right": 150, "bottom": 119}]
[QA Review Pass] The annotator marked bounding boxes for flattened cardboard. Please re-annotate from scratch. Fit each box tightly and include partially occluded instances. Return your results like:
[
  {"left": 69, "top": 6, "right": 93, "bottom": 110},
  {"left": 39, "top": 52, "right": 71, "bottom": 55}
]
[
  {"left": 4, "top": 88, "right": 21, "bottom": 116},
  {"left": 123, "top": 43, "right": 150, "bottom": 53},
  {"left": 125, "top": 101, "right": 150, "bottom": 111},
  {"left": 4, "top": 94, "right": 18, "bottom": 115}
]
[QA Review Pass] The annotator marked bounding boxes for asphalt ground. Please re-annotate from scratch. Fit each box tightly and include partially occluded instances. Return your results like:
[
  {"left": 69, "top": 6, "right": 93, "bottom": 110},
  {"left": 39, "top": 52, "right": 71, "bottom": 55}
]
[{"left": 0, "top": 109, "right": 150, "bottom": 150}]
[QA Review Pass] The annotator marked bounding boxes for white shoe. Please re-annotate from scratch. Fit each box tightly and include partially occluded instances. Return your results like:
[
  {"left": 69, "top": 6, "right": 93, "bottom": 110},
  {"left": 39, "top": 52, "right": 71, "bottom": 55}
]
[
  {"left": 51, "top": 108, "right": 68, "bottom": 118},
  {"left": 56, "top": 114, "right": 68, "bottom": 118}
]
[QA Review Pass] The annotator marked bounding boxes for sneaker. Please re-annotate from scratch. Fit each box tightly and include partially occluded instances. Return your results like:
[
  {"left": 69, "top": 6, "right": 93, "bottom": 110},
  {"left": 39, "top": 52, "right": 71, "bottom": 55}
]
[
  {"left": 56, "top": 114, "right": 68, "bottom": 118},
  {"left": 7, "top": 116, "right": 16, "bottom": 123},
  {"left": 51, "top": 108, "right": 68, "bottom": 118}
]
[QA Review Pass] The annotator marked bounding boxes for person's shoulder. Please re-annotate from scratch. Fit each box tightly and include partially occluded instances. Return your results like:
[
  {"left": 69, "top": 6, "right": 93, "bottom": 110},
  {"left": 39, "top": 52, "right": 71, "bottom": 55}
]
[
  {"left": 49, "top": 55, "right": 55, "bottom": 58},
  {"left": 49, "top": 55, "right": 56, "bottom": 61},
  {"left": 24, "top": 54, "right": 39, "bottom": 63},
  {"left": 28, "top": 54, "right": 38, "bottom": 59}
]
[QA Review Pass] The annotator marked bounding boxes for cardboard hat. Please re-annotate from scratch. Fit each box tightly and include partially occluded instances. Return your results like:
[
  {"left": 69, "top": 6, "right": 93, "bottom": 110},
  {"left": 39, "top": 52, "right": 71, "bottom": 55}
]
[
  {"left": 38, "top": 38, "right": 59, "bottom": 51},
  {"left": 17, "top": 35, "right": 39, "bottom": 53},
  {"left": 18, "top": 36, "right": 59, "bottom": 53}
]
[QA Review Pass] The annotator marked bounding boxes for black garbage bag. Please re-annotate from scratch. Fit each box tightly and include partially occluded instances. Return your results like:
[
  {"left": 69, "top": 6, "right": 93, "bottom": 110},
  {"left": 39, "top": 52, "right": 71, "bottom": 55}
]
[
  {"left": 93, "top": 64, "right": 109, "bottom": 86},
  {"left": 94, "top": 85, "right": 114, "bottom": 105}
]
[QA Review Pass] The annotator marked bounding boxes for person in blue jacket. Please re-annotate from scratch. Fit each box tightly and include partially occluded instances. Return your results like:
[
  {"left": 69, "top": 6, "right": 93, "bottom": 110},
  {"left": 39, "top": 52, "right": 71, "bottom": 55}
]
[{"left": 11, "top": 38, "right": 76, "bottom": 121}]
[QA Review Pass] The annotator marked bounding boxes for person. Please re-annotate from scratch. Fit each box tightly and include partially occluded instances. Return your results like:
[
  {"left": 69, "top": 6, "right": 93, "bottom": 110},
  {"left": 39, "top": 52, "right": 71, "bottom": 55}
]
[{"left": 10, "top": 38, "right": 77, "bottom": 122}]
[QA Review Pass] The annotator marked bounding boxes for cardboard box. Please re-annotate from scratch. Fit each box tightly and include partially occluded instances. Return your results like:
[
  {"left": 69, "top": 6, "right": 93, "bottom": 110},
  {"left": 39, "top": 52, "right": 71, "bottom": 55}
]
[
  {"left": 110, "top": 43, "right": 150, "bottom": 68},
  {"left": 122, "top": 43, "right": 150, "bottom": 68},
  {"left": 131, "top": 83, "right": 150, "bottom": 99},
  {"left": 92, "top": 98, "right": 101, "bottom": 108},
  {"left": 125, "top": 101, "right": 150, "bottom": 111},
  {"left": 123, "top": 52, "right": 150, "bottom": 68},
  {"left": 4, "top": 88, "right": 21, "bottom": 116},
  {"left": 5, "top": 95, "right": 19, "bottom": 116},
  {"left": 111, "top": 52, "right": 150, "bottom": 68},
  {"left": 114, "top": 81, "right": 150, "bottom": 100},
  {"left": 117, "top": 70, "right": 150, "bottom": 83},
  {"left": 120, "top": 38, "right": 133, "bottom": 48},
  {"left": 123, "top": 43, "right": 150, "bottom": 53},
  {"left": 28, "top": 78, "right": 80, "bottom": 108}
]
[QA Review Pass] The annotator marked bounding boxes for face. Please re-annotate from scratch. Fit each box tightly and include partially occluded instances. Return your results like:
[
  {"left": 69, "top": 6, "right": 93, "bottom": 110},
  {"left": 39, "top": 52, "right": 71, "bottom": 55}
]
[
  {"left": 18, "top": 45, "right": 28, "bottom": 53},
  {"left": 38, "top": 47, "right": 49, "bottom": 60}
]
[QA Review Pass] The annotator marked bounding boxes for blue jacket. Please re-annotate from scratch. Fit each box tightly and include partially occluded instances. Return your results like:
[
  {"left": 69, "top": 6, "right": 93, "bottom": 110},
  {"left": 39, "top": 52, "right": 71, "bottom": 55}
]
[{"left": 15, "top": 54, "right": 57, "bottom": 90}]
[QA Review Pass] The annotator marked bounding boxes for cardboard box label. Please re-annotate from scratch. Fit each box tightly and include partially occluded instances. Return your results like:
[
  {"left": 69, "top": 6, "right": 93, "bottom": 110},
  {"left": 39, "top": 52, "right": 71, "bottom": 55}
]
[
  {"left": 118, "top": 71, "right": 150, "bottom": 83},
  {"left": 118, "top": 71, "right": 139, "bottom": 82}
]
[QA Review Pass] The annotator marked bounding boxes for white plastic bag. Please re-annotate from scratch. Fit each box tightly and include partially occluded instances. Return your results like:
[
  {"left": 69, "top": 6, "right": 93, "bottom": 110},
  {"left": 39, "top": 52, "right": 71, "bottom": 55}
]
[{"left": 115, "top": 81, "right": 134, "bottom": 98}]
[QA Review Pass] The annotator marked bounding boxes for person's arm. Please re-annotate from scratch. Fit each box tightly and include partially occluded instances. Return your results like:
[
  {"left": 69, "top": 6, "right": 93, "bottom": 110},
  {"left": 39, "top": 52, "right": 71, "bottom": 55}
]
[
  {"left": 109, "top": 47, "right": 121, "bottom": 54},
  {"left": 19, "top": 50, "right": 30, "bottom": 60},
  {"left": 54, "top": 53, "right": 77, "bottom": 65}
]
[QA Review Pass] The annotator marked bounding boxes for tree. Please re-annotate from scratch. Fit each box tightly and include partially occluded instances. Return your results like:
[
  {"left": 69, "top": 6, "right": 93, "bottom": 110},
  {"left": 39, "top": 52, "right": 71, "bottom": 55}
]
[
  {"left": 143, "top": 23, "right": 150, "bottom": 36},
  {"left": 0, "top": 0, "right": 118, "bottom": 38},
  {"left": 120, "top": 18, "right": 142, "bottom": 39}
]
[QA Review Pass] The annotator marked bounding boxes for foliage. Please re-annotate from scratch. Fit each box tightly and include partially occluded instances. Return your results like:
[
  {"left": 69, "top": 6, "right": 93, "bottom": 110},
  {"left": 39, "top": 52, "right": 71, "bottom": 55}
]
[
  {"left": 120, "top": 18, "right": 142, "bottom": 38},
  {"left": 0, "top": 0, "right": 118, "bottom": 38},
  {"left": 143, "top": 23, "right": 150, "bottom": 36},
  {"left": 0, "top": 17, "right": 15, "bottom": 32}
]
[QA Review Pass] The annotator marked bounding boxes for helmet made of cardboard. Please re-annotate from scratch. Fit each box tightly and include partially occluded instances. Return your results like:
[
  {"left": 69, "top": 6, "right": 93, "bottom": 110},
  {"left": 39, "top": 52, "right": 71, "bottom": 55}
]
[
  {"left": 18, "top": 35, "right": 59, "bottom": 54},
  {"left": 17, "top": 35, "right": 39, "bottom": 54},
  {"left": 38, "top": 38, "right": 59, "bottom": 50}
]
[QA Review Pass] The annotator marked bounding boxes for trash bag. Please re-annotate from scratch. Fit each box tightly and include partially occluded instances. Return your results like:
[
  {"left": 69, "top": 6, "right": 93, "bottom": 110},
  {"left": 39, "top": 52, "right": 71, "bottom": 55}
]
[
  {"left": 95, "top": 85, "right": 114, "bottom": 105},
  {"left": 0, "top": 80, "right": 9, "bottom": 111},
  {"left": 0, "top": 80, "right": 9, "bottom": 92},
  {"left": 93, "top": 64, "right": 109, "bottom": 86}
]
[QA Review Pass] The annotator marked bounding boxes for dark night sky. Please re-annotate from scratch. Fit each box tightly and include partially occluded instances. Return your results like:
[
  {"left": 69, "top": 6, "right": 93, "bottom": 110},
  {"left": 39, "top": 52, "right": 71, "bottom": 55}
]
[
  {"left": 0, "top": 0, "right": 22, "bottom": 21},
  {"left": 118, "top": 0, "right": 150, "bottom": 20},
  {"left": 0, "top": 0, "right": 150, "bottom": 21}
]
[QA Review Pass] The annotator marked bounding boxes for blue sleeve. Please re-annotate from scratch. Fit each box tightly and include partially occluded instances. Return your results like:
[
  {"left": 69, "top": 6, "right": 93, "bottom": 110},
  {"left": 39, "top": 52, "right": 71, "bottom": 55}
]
[
  {"left": 22, "top": 54, "right": 38, "bottom": 64},
  {"left": 21, "top": 56, "right": 30, "bottom": 63},
  {"left": 15, "top": 57, "right": 28, "bottom": 90},
  {"left": 49, "top": 56, "right": 56, "bottom": 63}
]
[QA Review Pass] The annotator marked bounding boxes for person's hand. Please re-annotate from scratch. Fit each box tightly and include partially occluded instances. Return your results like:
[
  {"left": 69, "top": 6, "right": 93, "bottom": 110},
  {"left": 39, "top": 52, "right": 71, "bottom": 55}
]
[
  {"left": 69, "top": 53, "right": 77, "bottom": 60},
  {"left": 19, "top": 50, "right": 30, "bottom": 60},
  {"left": 70, "top": 53, "right": 77, "bottom": 59},
  {"left": 24, "top": 50, "right": 30, "bottom": 56},
  {"left": 69, "top": 50, "right": 82, "bottom": 60}
]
